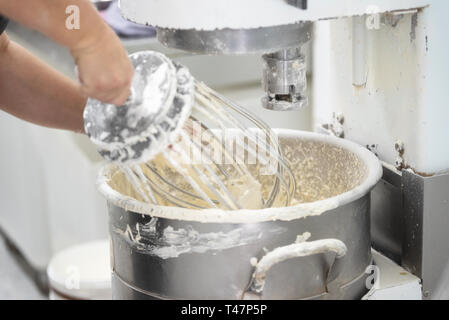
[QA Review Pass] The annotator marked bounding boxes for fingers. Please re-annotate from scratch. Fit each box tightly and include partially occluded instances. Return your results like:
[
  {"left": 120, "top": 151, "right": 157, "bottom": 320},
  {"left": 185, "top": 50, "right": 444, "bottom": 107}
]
[
  {"left": 111, "top": 87, "right": 132, "bottom": 106},
  {"left": 81, "top": 78, "right": 132, "bottom": 105},
  {"left": 73, "top": 31, "right": 134, "bottom": 106},
  {"left": 79, "top": 61, "right": 134, "bottom": 106}
]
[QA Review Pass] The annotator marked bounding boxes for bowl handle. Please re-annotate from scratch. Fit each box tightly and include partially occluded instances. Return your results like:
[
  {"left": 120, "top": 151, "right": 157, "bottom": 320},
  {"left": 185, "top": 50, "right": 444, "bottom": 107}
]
[{"left": 244, "top": 238, "right": 348, "bottom": 299}]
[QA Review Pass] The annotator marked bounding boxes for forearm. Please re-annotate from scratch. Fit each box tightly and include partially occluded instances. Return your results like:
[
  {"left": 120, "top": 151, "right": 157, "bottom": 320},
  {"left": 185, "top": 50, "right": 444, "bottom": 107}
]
[
  {"left": 0, "top": 0, "right": 110, "bottom": 52},
  {"left": 0, "top": 34, "right": 86, "bottom": 133},
  {"left": 0, "top": 0, "right": 133, "bottom": 106}
]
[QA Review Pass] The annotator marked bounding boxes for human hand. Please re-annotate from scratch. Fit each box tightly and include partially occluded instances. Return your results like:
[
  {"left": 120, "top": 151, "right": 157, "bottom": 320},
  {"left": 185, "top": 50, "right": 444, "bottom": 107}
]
[{"left": 71, "top": 27, "right": 134, "bottom": 106}]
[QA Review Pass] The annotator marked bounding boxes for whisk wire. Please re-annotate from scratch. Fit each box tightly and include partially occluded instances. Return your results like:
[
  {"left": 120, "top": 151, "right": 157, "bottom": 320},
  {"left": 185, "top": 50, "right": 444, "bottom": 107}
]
[
  {"left": 194, "top": 81, "right": 295, "bottom": 206},
  {"left": 86, "top": 51, "right": 296, "bottom": 210}
]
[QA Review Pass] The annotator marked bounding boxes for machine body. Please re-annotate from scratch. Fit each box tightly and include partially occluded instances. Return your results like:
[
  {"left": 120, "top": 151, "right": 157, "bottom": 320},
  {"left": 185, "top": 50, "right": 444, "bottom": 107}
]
[{"left": 118, "top": 0, "right": 449, "bottom": 299}]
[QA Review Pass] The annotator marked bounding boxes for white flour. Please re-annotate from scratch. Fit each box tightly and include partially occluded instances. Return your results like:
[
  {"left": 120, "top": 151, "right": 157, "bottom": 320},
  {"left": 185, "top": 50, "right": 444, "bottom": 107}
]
[{"left": 113, "top": 218, "right": 287, "bottom": 259}]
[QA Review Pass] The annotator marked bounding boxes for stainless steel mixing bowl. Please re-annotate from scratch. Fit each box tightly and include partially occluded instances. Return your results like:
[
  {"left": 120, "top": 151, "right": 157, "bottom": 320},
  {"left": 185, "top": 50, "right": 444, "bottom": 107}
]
[{"left": 97, "top": 130, "right": 382, "bottom": 300}]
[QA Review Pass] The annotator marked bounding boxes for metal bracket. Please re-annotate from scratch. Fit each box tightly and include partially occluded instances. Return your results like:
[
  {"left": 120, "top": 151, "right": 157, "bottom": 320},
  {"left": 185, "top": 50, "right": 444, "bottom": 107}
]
[{"left": 371, "top": 165, "right": 449, "bottom": 299}]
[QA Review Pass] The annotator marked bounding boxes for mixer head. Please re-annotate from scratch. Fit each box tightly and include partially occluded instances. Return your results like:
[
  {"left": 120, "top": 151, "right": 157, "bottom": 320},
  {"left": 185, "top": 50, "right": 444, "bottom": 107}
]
[
  {"left": 83, "top": 51, "right": 194, "bottom": 164},
  {"left": 119, "top": 0, "right": 312, "bottom": 111}
]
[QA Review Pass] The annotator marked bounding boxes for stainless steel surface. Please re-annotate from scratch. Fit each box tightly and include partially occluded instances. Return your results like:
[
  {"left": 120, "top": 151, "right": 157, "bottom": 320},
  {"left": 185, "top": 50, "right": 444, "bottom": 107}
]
[
  {"left": 262, "top": 48, "right": 308, "bottom": 111},
  {"left": 245, "top": 238, "right": 348, "bottom": 299},
  {"left": 371, "top": 165, "right": 449, "bottom": 299},
  {"left": 109, "top": 195, "right": 371, "bottom": 300},
  {"left": 156, "top": 23, "right": 312, "bottom": 55},
  {"left": 402, "top": 170, "right": 449, "bottom": 299},
  {"left": 157, "top": 23, "right": 312, "bottom": 112},
  {"left": 371, "top": 165, "right": 404, "bottom": 264},
  {"left": 101, "top": 131, "right": 381, "bottom": 300}
]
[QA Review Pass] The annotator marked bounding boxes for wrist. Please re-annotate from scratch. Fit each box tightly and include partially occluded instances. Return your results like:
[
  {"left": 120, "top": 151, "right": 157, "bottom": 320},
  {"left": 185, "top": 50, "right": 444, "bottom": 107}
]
[{"left": 69, "top": 22, "right": 112, "bottom": 56}]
